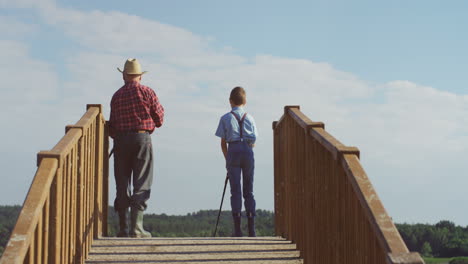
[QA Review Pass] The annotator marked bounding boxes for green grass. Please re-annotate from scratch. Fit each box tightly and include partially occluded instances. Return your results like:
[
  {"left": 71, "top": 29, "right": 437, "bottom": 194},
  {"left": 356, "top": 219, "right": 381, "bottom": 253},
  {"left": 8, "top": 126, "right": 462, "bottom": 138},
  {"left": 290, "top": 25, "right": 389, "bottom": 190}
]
[
  {"left": 424, "top": 257, "right": 468, "bottom": 264},
  {"left": 423, "top": 257, "right": 452, "bottom": 264}
]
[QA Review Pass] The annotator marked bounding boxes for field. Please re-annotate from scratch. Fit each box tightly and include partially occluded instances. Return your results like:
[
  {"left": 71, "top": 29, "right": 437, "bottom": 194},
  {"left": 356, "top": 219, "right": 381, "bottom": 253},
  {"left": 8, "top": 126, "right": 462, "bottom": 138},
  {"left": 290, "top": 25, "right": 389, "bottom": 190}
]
[
  {"left": 424, "top": 257, "right": 468, "bottom": 264},
  {"left": 424, "top": 258, "right": 452, "bottom": 264}
]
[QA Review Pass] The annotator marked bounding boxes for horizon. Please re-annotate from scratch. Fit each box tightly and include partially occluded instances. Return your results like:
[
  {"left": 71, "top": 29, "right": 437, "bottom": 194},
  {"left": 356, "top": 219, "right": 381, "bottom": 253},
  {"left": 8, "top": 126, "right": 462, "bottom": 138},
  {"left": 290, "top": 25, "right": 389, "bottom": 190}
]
[{"left": 0, "top": 204, "right": 461, "bottom": 227}]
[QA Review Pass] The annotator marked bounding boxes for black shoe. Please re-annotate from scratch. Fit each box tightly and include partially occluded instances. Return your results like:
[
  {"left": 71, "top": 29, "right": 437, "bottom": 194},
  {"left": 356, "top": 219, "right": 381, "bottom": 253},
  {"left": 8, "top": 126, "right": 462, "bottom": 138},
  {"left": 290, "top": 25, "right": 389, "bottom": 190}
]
[
  {"left": 232, "top": 213, "right": 243, "bottom": 237},
  {"left": 247, "top": 216, "right": 256, "bottom": 237},
  {"left": 117, "top": 209, "right": 128, "bottom": 237},
  {"left": 117, "top": 230, "right": 128, "bottom": 237}
]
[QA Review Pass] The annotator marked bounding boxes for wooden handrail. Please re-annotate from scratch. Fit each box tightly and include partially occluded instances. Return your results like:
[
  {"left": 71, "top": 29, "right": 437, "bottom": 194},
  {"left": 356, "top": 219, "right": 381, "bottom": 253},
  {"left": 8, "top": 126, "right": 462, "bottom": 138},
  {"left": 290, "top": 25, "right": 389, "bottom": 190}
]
[
  {"left": 0, "top": 104, "right": 109, "bottom": 264},
  {"left": 273, "top": 105, "right": 424, "bottom": 264}
]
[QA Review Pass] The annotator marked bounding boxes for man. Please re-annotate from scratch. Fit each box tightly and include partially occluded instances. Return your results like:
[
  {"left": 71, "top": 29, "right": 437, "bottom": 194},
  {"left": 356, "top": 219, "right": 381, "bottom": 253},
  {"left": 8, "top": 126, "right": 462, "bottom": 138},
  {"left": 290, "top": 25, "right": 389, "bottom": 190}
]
[{"left": 109, "top": 58, "right": 164, "bottom": 238}]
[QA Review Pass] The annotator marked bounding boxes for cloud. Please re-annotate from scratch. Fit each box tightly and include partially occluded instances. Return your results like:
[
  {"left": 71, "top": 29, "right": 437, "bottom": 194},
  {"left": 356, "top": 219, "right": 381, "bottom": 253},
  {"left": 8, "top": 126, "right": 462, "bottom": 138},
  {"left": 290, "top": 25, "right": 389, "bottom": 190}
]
[
  {"left": 2, "top": 1, "right": 468, "bottom": 224},
  {"left": 0, "top": 16, "right": 38, "bottom": 38},
  {"left": 34, "top": 7, "right": 246, "bottom": 69},
  {"left": 0, "top": 0, "right": 54, "bottom": 9},
  {"left": 0, "top": 40, "right": 59, "bottom": 104},
  {"left": 342, "top": 81, "right": 468, "bottom": 163}
]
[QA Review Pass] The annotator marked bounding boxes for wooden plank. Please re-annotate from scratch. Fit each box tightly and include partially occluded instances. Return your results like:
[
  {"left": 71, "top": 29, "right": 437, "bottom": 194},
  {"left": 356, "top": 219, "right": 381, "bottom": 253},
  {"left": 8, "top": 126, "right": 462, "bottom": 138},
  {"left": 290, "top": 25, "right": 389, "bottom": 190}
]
[
  {"left": 84, "top": 132, "right": 90, "bottom": 259},
  {"left": 71, "top": 147, "right": 77, "bottom": 263},
  {"left": 50, "top": 164, "right": 63, "bottom": 264},
  {"left": 90, "top": 245, "right": 299, "bottom": 254},
  {"left": 73, "top": 105, "right": 100, "bottom": 131},
  {"left": 86, "top": 238, "right": 303, "bottom": 264},
  {"left": 86, "top": 129, "right": 93, "bottom": 258},
  {"left": 273, "top": 120, "right": 281, "bottom": 236},
  {"left": 308, "top": 127, "right": 345, "bottom": 160},
  {"left": 25, "top": 248, "right": 30, "bottom": 264},
  {"left": 288, "top": 108, "right": 324, "bottom": 130},
  {"left": 43, "top": 196, "right": 50, "bottom": 264},
  {"left": 28, "top": 237, "right": 34, "bottom": 264},
  {"left": 87, "top": 252, "right": 301, "bottom": 262},
  {"left": 388, "top": 252, "right": 424, "bottom": 264},
  {"left": 38, "top": 129, "right": 82, "bottom": 167},
  {"left": 284, "top": 107, "right": 349, "bottom": 161},
  {"left": 90, "top": 123, "right": 96, "bottom": 241},
  {"left": 76, "top": 137, "right": 85, "bottom": 264},
  {"left": 87, "top": 260, "right": 302, "bottom": 264},
  {"left": 64, "top": 154, "right": 71, "bottom": 263},
  {"left": 91, "top": 237, "right": 293, "bottom": 245},
  {"left": 102, "top": 119, "right": 109, "bottom": 237},
  {"left": 35, "top": 215, "right": 42, "bottom": 264},
  {"left": 273, "top": 105, "right": 299, "bottom": 131},
  {"left": 94, "top": 115, "right": 103, "bottom": 239}
]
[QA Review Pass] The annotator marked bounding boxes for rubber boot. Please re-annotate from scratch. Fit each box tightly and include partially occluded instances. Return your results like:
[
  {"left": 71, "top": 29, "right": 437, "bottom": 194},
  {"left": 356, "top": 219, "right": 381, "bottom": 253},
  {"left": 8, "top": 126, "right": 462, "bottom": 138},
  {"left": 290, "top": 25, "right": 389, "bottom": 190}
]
[
  {"left": 232, "top": 213, "right": 243, "bottom": 237},
  {"left": 247, "top": 214, "right": 256, "bottom": 237},
  {"left": 116, "top": 209, "right": 128, "bottom": 237},
  {"left": 129, "top": 207, "right": 152, "bottom": 238}
]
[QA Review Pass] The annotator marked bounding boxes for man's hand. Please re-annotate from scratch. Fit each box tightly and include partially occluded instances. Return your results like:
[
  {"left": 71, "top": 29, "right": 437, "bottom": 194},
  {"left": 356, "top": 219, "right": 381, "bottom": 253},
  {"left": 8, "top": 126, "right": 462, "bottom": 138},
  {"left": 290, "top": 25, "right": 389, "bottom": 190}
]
[{"left": 107, "top": 122, "right": 115, "bottom": 138}]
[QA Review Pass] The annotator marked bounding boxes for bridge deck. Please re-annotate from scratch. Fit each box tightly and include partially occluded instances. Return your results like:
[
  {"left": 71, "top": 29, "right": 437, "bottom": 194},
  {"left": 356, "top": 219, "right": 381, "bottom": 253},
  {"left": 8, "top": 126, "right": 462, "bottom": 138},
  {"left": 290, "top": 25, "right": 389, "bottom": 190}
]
[{"left": 85, "top": 237, "right": 303, "bottom": 264}]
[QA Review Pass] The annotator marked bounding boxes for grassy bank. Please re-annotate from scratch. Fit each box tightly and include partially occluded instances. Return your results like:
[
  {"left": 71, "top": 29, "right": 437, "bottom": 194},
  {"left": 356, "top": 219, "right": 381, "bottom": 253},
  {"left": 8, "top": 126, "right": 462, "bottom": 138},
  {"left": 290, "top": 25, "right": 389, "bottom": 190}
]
[
  {"left": 424, "top": 257, "right": 468, "bottom": 264},
  {"left": 424, "top": 257, "right": 452, "bottom": 264}
]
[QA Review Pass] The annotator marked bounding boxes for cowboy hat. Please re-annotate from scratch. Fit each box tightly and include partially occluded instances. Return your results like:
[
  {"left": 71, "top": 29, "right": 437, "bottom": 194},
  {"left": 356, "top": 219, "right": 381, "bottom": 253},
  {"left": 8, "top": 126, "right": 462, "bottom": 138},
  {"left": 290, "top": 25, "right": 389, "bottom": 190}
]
[{"left": 117, "top": 58, "right": 148, "bottom": 75}]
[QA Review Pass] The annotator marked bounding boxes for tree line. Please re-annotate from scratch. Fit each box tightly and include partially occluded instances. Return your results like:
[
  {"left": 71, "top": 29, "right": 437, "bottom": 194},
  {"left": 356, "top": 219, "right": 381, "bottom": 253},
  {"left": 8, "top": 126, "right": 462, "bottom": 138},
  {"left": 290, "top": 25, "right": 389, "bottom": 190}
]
[
  {"left": 107, "top": 208, "right": 275, "bottom": 237},
  {"left": 0, "top": 206, "right": 21, "bottom": 258},
  {"left": 1, "top": 205, "right": 468, "bottom": 259},
  {"left": 397, "top": 220, "right": 468, "bottom": 258}
]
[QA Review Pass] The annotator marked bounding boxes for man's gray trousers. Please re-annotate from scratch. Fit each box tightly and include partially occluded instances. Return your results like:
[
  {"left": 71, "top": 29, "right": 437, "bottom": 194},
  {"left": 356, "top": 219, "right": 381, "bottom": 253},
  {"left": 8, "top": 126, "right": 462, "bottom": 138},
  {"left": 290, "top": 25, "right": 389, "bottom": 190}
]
[{"left": 113, "top": 132, "right": 153, "bottom": 211}]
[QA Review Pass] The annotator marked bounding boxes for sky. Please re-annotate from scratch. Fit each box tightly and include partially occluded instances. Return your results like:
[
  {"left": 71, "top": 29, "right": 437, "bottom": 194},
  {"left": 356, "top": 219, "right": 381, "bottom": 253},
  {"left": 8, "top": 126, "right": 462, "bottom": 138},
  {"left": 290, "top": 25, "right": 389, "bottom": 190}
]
[{"left": 1, "top": 0, "right": 468, "bottom": 225}]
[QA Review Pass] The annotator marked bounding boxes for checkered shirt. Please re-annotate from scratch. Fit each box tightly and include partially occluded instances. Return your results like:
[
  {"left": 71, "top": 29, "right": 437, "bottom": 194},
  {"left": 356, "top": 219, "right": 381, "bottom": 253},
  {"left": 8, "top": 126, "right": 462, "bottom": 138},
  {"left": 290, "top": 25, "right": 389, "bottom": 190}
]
[{"left": 109, "top": 81, "right": 164, "bottom": 135}]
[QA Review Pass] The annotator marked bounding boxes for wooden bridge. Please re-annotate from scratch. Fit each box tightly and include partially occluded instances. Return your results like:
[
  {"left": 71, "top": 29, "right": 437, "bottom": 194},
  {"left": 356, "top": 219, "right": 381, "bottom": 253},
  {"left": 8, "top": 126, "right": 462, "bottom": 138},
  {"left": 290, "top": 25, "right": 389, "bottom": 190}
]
[{"left": 0, "top": 105, "right": 424, "bottom": 264}]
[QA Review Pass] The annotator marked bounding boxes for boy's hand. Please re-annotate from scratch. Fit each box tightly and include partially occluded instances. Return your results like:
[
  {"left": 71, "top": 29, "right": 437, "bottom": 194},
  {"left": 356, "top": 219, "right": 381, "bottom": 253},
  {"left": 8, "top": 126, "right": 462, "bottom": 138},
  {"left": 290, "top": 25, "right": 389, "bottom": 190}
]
[{"left": 221, "top": 138, "right": 228, "bottom": 160}]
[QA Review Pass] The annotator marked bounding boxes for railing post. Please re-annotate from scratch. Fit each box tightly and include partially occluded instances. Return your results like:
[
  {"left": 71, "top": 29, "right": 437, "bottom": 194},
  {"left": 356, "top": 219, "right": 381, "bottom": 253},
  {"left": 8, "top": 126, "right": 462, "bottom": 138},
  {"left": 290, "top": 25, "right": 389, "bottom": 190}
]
[
  {"left": 48, "top": 158, "right": 62, "bottom": 264},
  {"left": 272, "top": 121, "right": 282, "bottom": 237},
  {"left": 87, "top": 104, "right": 104, "bottom": 239},
  {"left": 103, "top": 120, "right": 109, "bottom": 236}
]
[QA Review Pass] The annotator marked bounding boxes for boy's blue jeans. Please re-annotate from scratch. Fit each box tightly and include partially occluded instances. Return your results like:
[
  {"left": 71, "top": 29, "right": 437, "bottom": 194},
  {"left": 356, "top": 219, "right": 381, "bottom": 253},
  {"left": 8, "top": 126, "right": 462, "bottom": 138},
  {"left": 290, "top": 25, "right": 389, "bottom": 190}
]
[{"left": 226, "top": 141, "right": 256, "bottom": 216}]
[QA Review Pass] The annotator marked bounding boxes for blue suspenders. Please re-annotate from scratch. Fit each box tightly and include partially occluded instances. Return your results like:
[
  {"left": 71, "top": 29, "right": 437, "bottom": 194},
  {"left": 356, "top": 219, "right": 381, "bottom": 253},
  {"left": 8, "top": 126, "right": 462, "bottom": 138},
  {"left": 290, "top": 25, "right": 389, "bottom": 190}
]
[{"left": 230, "top": 111, "right": 247, "bottom": 142}]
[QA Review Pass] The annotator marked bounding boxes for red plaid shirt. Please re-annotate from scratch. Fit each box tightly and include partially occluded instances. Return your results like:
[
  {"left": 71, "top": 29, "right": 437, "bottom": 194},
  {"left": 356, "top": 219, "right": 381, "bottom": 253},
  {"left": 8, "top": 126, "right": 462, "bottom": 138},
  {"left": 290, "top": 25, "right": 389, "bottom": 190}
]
[{"left": 109, "top": 81, "right": 164, "bottom": 136}]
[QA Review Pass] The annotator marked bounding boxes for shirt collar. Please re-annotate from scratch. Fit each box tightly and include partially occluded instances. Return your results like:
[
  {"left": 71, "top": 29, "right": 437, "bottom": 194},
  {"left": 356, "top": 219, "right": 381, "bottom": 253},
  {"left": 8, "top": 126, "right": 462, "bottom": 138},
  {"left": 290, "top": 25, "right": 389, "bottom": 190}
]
[
  {"left": 231, "top": 106, "right": 244, "bottom": 111},
  {"left": 125, "top": 80, "right": 140, "bottom": 86}
]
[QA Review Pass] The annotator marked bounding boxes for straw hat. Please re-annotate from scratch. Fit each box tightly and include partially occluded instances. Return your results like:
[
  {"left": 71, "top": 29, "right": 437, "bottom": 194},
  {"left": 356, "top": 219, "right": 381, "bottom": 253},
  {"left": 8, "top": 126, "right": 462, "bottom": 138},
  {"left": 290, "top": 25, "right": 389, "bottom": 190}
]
[{"left": 117, "top": 58, "right": 148, "bottom": 75}]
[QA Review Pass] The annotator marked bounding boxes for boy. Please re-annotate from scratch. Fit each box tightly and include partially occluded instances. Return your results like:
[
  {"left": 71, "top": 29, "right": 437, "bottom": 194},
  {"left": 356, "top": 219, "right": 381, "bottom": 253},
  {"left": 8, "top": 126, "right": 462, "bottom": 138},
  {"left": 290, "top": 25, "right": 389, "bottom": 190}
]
[{"left": 215, "top": 86, "right": 258, "bottom": 237}]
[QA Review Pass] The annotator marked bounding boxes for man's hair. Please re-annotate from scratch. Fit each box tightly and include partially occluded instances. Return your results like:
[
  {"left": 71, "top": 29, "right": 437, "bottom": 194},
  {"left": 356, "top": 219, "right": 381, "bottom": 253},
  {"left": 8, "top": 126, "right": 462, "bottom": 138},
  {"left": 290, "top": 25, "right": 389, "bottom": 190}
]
[
  {"left": 124, "top": 73, "right": 142, "bottom": 81},
  {"left": 230, "top": 86, "right": 246, "bottom": 105}
]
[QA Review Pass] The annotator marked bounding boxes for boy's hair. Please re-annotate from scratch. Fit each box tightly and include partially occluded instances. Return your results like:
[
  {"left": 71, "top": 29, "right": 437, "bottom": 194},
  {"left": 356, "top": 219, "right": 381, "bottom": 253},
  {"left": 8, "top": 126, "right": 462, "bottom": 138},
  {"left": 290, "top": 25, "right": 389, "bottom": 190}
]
[{"left": 230, "top": 86, "right": 246, "bottom": 105}]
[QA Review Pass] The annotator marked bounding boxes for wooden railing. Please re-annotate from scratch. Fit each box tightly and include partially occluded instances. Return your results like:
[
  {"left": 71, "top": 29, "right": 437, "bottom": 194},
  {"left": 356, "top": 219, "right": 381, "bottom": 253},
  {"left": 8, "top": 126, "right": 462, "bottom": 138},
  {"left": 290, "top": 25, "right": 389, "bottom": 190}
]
[
  {"left": 273, "top": 106, "right": 424, "bottom": 264},
  {"left": 0, "top": 104, "right": 109, "bottom": 264}
]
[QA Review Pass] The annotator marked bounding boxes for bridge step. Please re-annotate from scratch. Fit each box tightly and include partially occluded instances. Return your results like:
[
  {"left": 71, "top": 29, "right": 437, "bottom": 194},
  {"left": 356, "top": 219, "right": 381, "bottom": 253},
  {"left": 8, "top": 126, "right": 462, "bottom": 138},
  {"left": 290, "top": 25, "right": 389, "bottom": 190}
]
[{"left": 85, "top": 237, "right": 303, "bottom": 264}]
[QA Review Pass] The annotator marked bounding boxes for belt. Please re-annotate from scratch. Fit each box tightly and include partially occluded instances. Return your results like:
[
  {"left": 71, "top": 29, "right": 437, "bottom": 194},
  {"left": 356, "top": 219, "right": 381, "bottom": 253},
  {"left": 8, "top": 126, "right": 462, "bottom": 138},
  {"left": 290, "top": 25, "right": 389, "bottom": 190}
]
[
  {"left": 116, "top": 130, "right": 149, "bottom": 135},
  {"left": 229, "top": 140, "right": 253, "bottom": 145}
]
